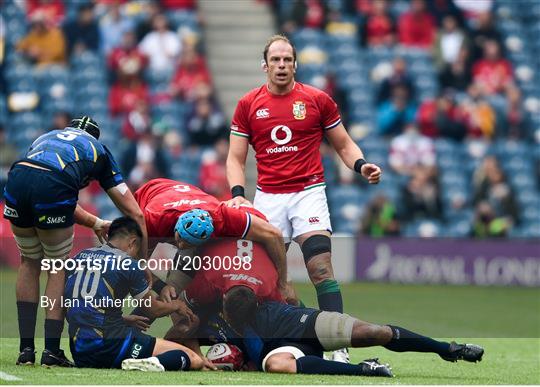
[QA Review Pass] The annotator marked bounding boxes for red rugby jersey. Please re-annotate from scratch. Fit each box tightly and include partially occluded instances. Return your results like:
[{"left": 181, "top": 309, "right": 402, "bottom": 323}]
[
  {"left": 231, "top": 82, "right": 341, "bottom": 193},
  {"left": 184, "top": 239, "right": 283, "bottom": 306},
  {"left": 134, "top": 178, "right": 265, "bottom": 242}
]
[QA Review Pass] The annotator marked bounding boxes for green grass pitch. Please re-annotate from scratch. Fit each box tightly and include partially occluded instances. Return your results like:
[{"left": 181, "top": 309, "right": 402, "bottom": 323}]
[{"left": 0, "top": 269, "right": 539, "bottom": 384}]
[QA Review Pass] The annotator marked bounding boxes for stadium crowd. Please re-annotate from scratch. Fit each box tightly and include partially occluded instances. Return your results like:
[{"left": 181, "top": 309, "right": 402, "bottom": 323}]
[
  {"left": 0, "top": 0, "right": 539, "bottom": 251},
  {"left": 274, "top": 0, "right": 540, "bottom": 238}
]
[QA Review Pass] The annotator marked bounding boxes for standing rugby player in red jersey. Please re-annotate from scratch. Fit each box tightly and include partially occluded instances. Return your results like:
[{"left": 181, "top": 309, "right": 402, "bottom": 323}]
[{"left": 226, "top": 35, "right": 382, "bottom": 362}]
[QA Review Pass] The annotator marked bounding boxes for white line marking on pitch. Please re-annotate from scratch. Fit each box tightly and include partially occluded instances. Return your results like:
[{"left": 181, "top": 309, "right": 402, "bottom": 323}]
[{"left": 0, "top": 371, "right": 22, "bottom": 381}]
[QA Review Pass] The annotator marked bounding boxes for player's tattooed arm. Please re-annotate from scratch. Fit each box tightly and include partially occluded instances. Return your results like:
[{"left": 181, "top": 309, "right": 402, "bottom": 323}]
[
  {"left": 246, "top": 215, "right": 288, "bottom": 289},
  {"left": 141, "top": 293, "right": 191, "bottom": 319}
]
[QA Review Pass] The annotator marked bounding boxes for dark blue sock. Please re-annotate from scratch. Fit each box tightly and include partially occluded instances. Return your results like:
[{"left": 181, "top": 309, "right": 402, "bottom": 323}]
[
  {"left": 315, "top": 280, "right": 343, "bottom": 313},
  {"left": 17, "top": 301, "right": 38, "bottom": 351},
  {"left": 44, "top": 319, "right": 64, "bottom": 353},
  {"left": 156, "top": 350, "right": 191, "bottom": 371},
  {"left": 296, "top": 356, "right": 363, "bottom": 375},
  {"left": 384, "top": 325, "right": 450, "bottom": 355}
]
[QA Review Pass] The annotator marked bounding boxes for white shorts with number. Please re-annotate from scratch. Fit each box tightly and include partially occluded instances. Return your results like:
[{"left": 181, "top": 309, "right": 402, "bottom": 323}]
[{"left": 254, "top": 186, "right": 332, "bottom": 240}]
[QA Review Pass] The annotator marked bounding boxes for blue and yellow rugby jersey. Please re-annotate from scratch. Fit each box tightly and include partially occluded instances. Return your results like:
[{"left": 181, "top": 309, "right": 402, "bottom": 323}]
[
  {"left": 23, "top": 127, "right": 123, "bottom": 190},
  {"left": 64, "top": 244, "right": 150, "bottom": 355}
]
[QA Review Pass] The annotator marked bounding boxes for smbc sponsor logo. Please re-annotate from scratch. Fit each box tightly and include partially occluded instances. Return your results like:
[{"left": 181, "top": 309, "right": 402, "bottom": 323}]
[{"left": 266, "top": 125, "right": 298, "bottom": 154}]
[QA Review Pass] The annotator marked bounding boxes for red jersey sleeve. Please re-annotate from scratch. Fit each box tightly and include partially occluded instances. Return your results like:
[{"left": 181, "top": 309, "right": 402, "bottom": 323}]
[
  {"left": 317, "top": 91, "right": 341, "bottom": 130},
  {"left": 231, "top": 98, "right": 251, "bottom": 139},
  {"left": 212, "top": 203, "right": 253, "bottom": 239}
]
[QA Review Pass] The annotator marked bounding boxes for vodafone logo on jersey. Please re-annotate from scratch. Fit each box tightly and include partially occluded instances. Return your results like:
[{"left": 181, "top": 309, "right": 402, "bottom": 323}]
[
  {"left": 271, "top": 125, "right": 292, "bottom": 145},
  {"left": 256, "top": 108, "right": 270, "bottom": 119},
  {"left": 266, "top": 125, "right": 298, "bottom": 154}
]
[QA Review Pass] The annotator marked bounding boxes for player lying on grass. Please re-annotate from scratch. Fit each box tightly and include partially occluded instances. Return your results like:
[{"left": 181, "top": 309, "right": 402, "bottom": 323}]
[
  {"left": 152, "top": 238, "right": 390, "bottom": 376},
  {"left": 133, "top": 178, "right": 287, "bottom": 291},
  {"left": 159, "top": 240, "right": 484, "bottom": 377},
  {"left": 64, "top": 216, "right": 204, "bottom": 371},
  {"left": 219, "top": 289, "right": 484, "bottom": 376}
]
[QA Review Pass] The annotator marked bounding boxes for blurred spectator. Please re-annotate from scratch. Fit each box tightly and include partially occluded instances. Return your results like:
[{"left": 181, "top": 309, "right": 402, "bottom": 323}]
[
  {"left": 426, "top": 0, "right": 464, "bottom": 25},
  {"left": 161, "top": 0, "right": 196, "bottom": 9},
  {"left": 454, "top": 0, "right": 493, "bottom": 22},
  {"left": 186, "top": 98, "right": 227, "bottom": 146},
  {"left": 376, "top": 85, "right": 417, "bottom": 136},
  {"left": 460, "top": 83, "right": 496, "bottom": 138},
  {"left": 397, "top": 0, "right": 436, "bottom": 48},
  {"left": 417, "top": 91, "right": 467, "bottom": 140},
  {"left": 63, "top": 3, "right": 100, "bottom": 56},
  {"left": 472, "top": 39, "right": 513, "bottom": 96},
  {"left": 361, "top": 0, "right": 395, "bottom": 47},
  {"left": 471, "top": 201, "right": 510, "bottom": 238},
  {"left": 121, "top": 128, "right": 170, "bottom": 190},
  {"left": 199, "top": 138, "right": 231, "bottom": 201},
  {"left": 17, "top": 12, "right": 66, "bottom": 66},
  {"left": 504, "top": 87, "right": 531, "bottom": 139},
  {"left": 361, "top": 195, "right": 400, "bottom": 237},
  {"left": 469, "top": 11, "right": 502, "bottom": 61},
  {"left": 99, "top": 2, "right": 134, "bottom": 54},
  {"left": 48, "top": 111, "right": 71, "bottom": 131},
  {"left": 0, "top": 124, "right": 18, "bottom": 194},
  {"left": 26, "top": 0, "right": 65, "bottom": 26},
  {"left": 400, "top": 166, "right": 443, "bottom": 221},
  {"left": 438, "top": 46, "right": 472, "bottom": 91},
  {"left": 376, "top": 57, "right": 415, "bottom": 104},
  {"left": 109, "top": 76, "right": 149, "bottom": 116},
  {"left": 139, "top": 14, "right": 181, "bottom": 73},
  {"left": 473, "top": 156, "right": 519, "bottom": 223},
  {"left": 389, "top": 123, "right": 435, "bottom": 175},
  {"left": 107, "top": 30, "right": 147, "bottom": 82},
  {"left": 0, "top": 15, "right": 4, "bottom": 90},
  {"left": 135, "top": 0, "right": 162, "bottom": 42},
  {"left": 433, "top": 14, "right": 468, "bottom": 70},
  {"left": 169, "top": 46, "right": 211, "bottom": 101},
  {"left": 282, "top": 0, "right": 326, "bottom": 33},
  {"left": 121, "top": 100, "right": 152, "bottom": 140}
]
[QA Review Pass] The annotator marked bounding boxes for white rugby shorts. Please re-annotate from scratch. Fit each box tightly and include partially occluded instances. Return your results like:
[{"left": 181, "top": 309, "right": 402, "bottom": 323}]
[{"left": 254, "top": 186, "right": 332, "bottom": 240}]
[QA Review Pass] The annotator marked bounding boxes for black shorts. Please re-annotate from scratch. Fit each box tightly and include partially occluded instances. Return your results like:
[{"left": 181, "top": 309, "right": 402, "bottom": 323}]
[
  {"left": 3, "top": 164, "right": 78, "bottom": 229},
  {"left": 72, "top": 329, "right": 156, "bottom": 369}
]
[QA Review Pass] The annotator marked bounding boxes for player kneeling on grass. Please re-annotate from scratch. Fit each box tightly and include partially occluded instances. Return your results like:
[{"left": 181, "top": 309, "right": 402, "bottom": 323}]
[
  {"left": 64, "top": 216, "right": 203, "bottom": 372},
  {"left": 219, "top": 287, "right": 484, "bottom": 377}
]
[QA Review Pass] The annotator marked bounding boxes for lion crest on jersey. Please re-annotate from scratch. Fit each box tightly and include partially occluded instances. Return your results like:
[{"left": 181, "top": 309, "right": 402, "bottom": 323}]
[{"left": 292, "top": 101, "right": 306, "bottom": 120}]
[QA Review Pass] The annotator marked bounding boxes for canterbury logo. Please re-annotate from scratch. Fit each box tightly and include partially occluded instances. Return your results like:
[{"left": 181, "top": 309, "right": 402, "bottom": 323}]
[
  {"left": 256, "top": 108, "right": 269, "bottom": 119},
  {"left": 308, "top": 217, "right": 320, "bottom": 224},
  {"left": 3, "top": 205, "right": 19, "bottom": 218}
]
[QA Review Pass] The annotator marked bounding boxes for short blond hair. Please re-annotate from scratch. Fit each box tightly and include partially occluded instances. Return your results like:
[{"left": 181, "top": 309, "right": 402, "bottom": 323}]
[{"left": 263, "top": 34, "right": 297, "bottom": 64}]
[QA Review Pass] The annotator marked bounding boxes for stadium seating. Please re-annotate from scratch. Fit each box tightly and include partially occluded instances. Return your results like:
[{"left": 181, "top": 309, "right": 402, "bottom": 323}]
[
  {"left": 281, "top": 0, "right": 540, "bottom": 238},
  {"left": 2, "top": 0, "right": 539, "bottom": 240}
]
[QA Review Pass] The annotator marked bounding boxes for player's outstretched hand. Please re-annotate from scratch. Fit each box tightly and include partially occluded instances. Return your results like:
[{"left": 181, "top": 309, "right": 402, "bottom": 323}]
[
  {"left": 160, "top": 284, "right": 177, "bottom": 303},
  {"left": 225, "top": 196, "right": 253, "bottom": 209},
  {"left": 93, "top": 219, "right": 112, "bottom": 244},
  {"left": 202, "top": 357, "right": 218, "bottom": 371},
  {"left": 361, "top": 163, "right": 382, "bottom": 184},
  {"left": 281, "top": 281, "right": 300, "bottom": 306},
  {"left": 123, "top": 315, "right": 151, "bottom": 331}
]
